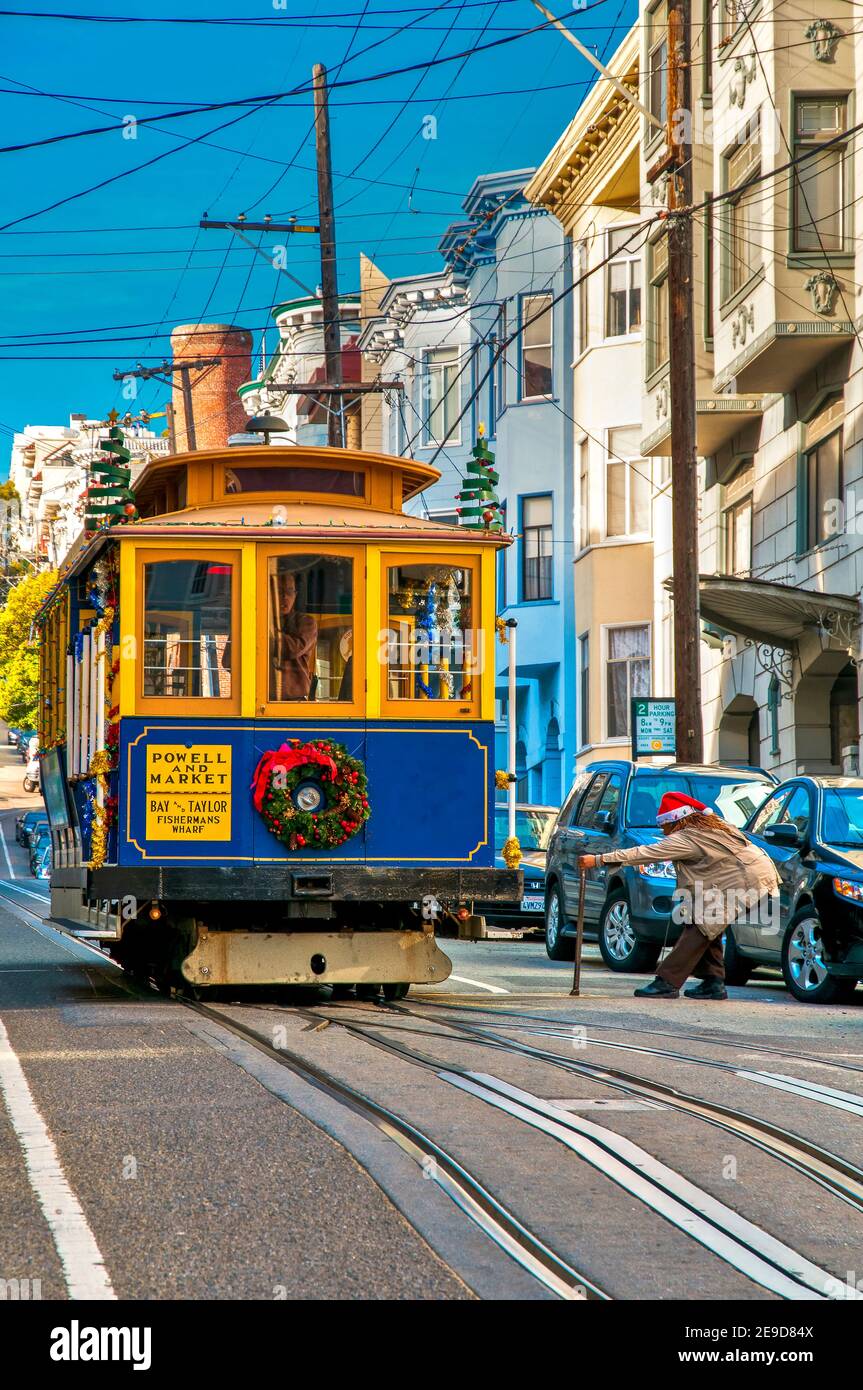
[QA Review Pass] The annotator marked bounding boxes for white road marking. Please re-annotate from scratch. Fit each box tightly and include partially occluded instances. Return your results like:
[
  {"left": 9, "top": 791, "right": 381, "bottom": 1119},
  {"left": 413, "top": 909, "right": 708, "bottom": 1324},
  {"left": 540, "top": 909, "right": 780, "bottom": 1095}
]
[
  {"left": 446, "top": 1071, "right": 863, "bottom": 1301},
  {"left": 0, "top": 1014, "right": 115, "bottom": 1299},
  {"left": 0, "top": 822, "right": 15, "bottom": 879},
  {"left": 448, "top": 975, "right": 510, "bottom": 995}
]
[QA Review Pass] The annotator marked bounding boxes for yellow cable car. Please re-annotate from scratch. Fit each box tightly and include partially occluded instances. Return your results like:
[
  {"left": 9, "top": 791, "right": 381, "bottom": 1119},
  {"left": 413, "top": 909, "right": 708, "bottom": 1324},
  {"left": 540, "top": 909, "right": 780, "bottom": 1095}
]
[{"left": 36, "top": 441, "right": 520, "bottom": 996}]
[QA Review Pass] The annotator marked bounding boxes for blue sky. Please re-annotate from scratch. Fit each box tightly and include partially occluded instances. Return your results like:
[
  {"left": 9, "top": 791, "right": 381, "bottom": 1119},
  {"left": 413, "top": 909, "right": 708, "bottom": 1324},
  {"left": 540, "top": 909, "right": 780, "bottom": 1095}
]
[{"left": 0, "top": 0, "right": 635, "bottom": 450}]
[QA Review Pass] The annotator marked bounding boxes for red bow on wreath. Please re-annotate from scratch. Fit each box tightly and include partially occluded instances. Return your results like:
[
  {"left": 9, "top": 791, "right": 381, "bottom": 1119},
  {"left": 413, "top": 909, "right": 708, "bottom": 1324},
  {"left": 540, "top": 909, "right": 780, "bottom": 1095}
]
[{"left": 250, "top": 741, "right": 338, "bottom": 813}]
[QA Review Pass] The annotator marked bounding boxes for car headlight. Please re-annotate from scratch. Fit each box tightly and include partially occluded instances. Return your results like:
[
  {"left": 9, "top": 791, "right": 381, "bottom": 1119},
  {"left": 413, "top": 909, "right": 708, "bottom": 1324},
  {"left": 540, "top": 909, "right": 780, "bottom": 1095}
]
[
  {"left": 636, "top": 860, "right": 676, "bottom": 880},
  {"left": 833, "top": 877, "right": 863, "bottom": 902}
]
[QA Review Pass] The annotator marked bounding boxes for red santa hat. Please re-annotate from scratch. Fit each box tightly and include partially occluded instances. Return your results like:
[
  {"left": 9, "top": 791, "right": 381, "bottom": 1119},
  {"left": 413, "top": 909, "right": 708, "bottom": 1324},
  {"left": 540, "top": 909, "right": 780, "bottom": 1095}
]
[{"left": 656, "top": 791, "right": 712, "bottom": 826}]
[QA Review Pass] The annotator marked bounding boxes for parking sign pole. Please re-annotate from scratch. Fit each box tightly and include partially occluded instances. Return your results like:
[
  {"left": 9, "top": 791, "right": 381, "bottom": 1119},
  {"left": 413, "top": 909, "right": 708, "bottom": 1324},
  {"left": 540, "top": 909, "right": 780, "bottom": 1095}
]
[{"left": 571, "top": 866, "right": 586, "bottom": 997}]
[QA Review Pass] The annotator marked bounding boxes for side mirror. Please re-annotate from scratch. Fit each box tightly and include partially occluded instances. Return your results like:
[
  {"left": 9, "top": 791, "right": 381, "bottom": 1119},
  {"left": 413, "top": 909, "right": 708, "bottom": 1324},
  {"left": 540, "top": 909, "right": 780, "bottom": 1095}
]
[
  {"left": 763, "top": 823, "right": 802, "bottom": 847},
  {"left": 593, "top": 810, "right": 616, "bottom": 834}
]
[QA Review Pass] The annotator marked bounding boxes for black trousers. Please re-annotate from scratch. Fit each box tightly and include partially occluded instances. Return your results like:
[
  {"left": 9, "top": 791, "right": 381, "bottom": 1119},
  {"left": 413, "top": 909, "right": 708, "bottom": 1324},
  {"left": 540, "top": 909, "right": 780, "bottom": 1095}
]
[{"left": 656, "top": 924, "right": 725, "bottom": 989}]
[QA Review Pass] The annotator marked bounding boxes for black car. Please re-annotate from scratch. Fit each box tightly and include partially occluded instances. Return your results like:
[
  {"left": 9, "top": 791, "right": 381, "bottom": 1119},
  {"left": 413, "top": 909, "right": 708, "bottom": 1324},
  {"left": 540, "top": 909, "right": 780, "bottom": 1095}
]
[
  {"left": 475, "top": 804, "right": 557, "bottom": 931},
  {"left": 544, "top": 761, "right": 776, "bottom": 971},
  {"left": 15, "top": 809, "right": 46, "bottom": 846},
  {"left": 734, "top": 776, "right": 863, "bottom": 1003}
]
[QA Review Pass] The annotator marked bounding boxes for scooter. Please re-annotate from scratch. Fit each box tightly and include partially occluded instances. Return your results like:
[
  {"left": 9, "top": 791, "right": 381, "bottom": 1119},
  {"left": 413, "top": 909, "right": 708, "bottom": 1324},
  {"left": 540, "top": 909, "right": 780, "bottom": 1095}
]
[{"left": 23, "top": 758, "right": 40, "bottom": 794}]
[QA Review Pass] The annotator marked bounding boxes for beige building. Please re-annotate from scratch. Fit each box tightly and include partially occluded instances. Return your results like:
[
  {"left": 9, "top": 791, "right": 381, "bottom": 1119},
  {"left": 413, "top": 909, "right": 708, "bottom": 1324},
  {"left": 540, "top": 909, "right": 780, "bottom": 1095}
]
[
  {"left": 530, "top": 0, "right": 863, "bottom": 779},
  {"left": 528, "top": 33, "right": 665, "bottom": 765}
]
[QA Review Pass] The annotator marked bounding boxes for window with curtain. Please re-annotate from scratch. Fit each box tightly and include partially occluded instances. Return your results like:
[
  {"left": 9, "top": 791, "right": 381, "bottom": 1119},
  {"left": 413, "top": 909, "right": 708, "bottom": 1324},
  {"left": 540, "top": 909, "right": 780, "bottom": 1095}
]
[
  {"left": 520, "top": 294, "right": 553, "bottom": 398},
  {"left": 648, "top": 234, "right": 669, "bottom": 372},
  {"left": 722, "top": 459, "right": 753, "bottom": 576},
  {"left": 806, "top": 428, "right": 842, "bottom": 550},
  {"left": 424, "top": 346, "right": 460, "bottom": 444},
  {"left": 724, "top": 123, "right": 761, "bottom": 298},
  {"left": 574, "top": 240, "right": 589, "bottom": 356},
  {"left": 648, "top": 0, "right": 668, "bottom": 129},
  {"left": 605, "top": 625, "right": 651, "bottom": 739},
  {"left": 606, "top": 426, "right": 651, "bottom": 538},
  {"left": 606, "top": 226, "right": 642, "bottom": 338},
  {"left": 578, "top": 438, "right": 590, "bottom": 551},
  {"left": 792, "top": 97, "right": 849, "bottom": 253},
  {"left": 579, "top": 633, "right": 590, "bottom": 747},
  {"left": 724, "top": 495, "right": 753, "bottom": 576},
  {"left": 522, "top": 495, "right": 553, "bottom": 600}
]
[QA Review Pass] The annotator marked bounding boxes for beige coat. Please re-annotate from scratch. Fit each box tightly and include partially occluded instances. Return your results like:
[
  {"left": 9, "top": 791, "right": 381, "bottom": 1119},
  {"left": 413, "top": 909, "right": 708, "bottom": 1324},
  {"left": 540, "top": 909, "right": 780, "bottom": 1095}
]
[{"left": 599, "top": 821, "right": 780, "bottom": 939}]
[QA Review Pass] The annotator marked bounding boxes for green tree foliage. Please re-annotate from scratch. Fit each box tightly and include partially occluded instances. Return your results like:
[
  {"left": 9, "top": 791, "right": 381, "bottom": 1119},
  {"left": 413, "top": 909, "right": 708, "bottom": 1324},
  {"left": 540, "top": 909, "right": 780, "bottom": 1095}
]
[
  {"left": 0, "top": 570, "right": 57, "bottom": 729},
  {"left": 0, "top": 480, "right": 19, "bottom": 501}
]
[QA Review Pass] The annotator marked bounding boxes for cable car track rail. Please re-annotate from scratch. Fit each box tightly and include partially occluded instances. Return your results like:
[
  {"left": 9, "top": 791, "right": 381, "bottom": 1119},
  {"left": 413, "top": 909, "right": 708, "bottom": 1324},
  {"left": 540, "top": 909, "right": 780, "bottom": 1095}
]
[
  {"left": 0, "top": 887, "right": 605, "bottom": 1303},
  {"left": 278, "top": 1002, "right": 862, "bottom": 1300}
]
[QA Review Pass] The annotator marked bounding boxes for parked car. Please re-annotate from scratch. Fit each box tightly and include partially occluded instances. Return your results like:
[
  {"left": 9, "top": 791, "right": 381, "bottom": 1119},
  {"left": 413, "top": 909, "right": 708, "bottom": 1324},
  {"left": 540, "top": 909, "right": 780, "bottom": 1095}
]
[
  {"left": 732, "top": 776, "right": 863, "bottom": 1004},
  {"left": 15, "top": 809, "right": 46, "bottom": 846},
  {"left": 28, "top": 827, "right": 51, "bottom": 875},
  {"left": 475, "top": 804, "right": 557, "bottom": 930},
  {"left": 34, "top": 840, "right": 51, "bottom": 880},
  {"left": 544, "top": 762, "right": 776, "bottom": 971},
  {"left": 23, "top": 815, "right": 48, "bottom": 847},
  {"left": 7, "top": 726, "right": 20, "bottom": 746}
]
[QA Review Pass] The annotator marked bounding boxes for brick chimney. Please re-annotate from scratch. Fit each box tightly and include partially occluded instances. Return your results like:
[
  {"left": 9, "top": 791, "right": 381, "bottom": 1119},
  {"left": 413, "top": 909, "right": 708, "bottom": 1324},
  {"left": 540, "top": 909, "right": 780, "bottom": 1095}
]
[{"left": 169, "top": 323, "right": 253, "bottom": 451}]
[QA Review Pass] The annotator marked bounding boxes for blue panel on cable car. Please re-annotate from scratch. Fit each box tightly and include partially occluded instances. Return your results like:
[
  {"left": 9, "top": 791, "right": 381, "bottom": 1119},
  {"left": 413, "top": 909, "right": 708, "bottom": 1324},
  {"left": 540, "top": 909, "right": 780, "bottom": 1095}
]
[
  {"left": 363, "top": 720, "right": 493, "bottom": 867},
  {"left": 119, "top": 717, "right": 492, "bottom": 867}
]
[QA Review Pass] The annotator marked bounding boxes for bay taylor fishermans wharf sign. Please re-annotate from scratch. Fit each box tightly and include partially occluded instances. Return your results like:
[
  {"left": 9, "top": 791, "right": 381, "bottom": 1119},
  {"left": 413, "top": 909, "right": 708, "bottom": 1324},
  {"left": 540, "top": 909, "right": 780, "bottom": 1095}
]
[{"left": 144, "top": 745, "right": 232, "bottom": 841}]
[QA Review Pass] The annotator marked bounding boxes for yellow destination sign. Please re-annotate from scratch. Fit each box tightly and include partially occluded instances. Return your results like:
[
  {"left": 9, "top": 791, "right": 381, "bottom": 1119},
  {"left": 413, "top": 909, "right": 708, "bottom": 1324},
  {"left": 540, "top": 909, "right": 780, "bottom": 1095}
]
[{"left": 145, "top": 745, "right": 232, "bottom": 841}]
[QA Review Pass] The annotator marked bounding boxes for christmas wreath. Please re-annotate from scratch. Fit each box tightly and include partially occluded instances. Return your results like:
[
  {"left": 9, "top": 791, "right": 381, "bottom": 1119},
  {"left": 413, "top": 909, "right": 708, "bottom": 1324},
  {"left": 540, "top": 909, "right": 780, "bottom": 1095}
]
[{"left": 250, "top": 738, "right": 370, "bottom": 851}]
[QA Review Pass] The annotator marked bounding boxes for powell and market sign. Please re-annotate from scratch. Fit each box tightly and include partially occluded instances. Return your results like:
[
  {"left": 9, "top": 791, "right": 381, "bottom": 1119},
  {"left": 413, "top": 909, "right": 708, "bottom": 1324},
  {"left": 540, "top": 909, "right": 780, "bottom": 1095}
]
[{"left": 631, "top": 698, "right": 676, "bottom": 760}]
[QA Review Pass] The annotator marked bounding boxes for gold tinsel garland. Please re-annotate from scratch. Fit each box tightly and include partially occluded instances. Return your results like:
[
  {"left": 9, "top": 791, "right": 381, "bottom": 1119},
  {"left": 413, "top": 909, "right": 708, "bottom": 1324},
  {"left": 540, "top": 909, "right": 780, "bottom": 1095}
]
[
  {"left": 84, "top": 604, "right": 117, "bottom": 870},
  {"left": 502, "top": 835, "right": 522, "bottom": 870},
  {"left": 87, "top": 748, "right": 113, "bottom": 870}
]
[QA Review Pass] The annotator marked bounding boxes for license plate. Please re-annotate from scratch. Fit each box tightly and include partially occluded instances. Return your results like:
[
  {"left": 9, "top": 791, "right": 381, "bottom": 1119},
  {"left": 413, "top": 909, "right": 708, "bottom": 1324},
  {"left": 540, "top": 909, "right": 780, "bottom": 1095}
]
[{"left": 521, "top": 896, "right": 544, "bottom": 913}]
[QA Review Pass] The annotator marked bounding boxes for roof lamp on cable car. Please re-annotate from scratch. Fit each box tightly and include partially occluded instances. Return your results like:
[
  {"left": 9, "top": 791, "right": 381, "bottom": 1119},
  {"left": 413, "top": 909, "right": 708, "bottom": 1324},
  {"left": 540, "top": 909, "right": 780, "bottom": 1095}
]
[{"left": 244, "top": 410, "right": 291, "bottom": 445}]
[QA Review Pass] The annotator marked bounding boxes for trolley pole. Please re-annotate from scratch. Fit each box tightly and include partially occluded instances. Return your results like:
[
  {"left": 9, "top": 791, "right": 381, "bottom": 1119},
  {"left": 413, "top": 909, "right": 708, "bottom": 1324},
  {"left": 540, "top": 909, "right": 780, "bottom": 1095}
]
[
  {"left": 506, "top": 618, "right": 518, "bottom": 844},
  {"left": 666, "top": 0, "right": 703, "bottom": 762},
  {"left": 313, "top": 63, "right": 344, "bottom": 449}
]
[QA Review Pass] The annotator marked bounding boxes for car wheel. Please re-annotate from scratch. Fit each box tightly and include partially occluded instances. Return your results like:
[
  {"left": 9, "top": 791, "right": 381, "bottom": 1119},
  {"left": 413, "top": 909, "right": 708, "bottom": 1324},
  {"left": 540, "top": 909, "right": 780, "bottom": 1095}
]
[
  {"left": 598, "top": 891, "right": 660, "bottom": 973},
  {"left": 781, "top": 909, "right": 858, "bottom": 1005},
  {"left": 545, "top": 882, "right": 574, "bottom": 961},
  {"left": 723, "top": 928, "right": 754, "bottom": 986}
]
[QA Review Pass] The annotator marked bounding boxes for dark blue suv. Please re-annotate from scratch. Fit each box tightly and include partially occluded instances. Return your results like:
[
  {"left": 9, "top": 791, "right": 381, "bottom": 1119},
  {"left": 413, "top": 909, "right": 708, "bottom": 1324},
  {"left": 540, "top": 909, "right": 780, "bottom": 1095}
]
[{"left": 544, "top": 761, "right": 776, "bottom": 971}]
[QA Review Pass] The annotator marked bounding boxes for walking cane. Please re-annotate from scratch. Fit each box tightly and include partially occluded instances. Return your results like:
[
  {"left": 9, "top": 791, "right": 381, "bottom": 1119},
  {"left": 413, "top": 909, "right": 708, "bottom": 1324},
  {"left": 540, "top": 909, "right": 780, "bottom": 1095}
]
[{"left": 570, "top": 865, "right": 586, "bottom": 997}]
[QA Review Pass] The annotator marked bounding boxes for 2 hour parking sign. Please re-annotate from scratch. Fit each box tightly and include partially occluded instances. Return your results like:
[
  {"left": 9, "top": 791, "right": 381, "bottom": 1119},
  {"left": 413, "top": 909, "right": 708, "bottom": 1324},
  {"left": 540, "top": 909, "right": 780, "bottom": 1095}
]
[{"left": 631, "top": 698, "right": 676, "bottom": 759}]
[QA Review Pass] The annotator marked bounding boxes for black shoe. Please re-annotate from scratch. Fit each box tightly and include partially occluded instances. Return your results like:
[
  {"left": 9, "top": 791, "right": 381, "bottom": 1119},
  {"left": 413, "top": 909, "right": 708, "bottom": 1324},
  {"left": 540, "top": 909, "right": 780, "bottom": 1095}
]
[
  {"left": 634, "top": 977, "right": 679, "bottom": 998},
  {"left": 684, "top": 979, "right": 728, "bottom": 1000}
]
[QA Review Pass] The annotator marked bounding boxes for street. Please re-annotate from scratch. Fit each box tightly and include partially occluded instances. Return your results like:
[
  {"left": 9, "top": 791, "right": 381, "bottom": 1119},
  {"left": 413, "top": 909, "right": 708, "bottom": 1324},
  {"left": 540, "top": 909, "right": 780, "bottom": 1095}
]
[{"left": 2, "top": 740, "right": 862, "bottom": 1305}]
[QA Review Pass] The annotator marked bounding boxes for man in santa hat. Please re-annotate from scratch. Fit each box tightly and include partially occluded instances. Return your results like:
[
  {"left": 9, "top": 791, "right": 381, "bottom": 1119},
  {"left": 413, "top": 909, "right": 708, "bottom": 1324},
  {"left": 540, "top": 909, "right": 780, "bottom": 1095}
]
[{"left": 577, "top": 792, "right": 779, "bottom": 999}]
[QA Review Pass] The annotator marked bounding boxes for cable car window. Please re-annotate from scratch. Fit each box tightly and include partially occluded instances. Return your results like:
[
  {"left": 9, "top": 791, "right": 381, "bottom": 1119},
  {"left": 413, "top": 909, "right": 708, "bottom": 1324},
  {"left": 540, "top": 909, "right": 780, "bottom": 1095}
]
[
  {"left": 142, "top": 560, "right": 233, "bottom": 699},
  {"left": 386, "top": 563, "right": 475, "bottom": 702},
  {"left": 268, "top": 555, "right": 353, "bottom": 702},
  {"left": 224, "top": 467, "right": 364, "bottom": 497}
]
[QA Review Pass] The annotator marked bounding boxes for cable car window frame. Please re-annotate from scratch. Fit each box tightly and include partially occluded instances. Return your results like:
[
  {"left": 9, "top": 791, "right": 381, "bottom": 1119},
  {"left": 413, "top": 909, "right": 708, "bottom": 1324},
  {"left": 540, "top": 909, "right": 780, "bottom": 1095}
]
[
  {"left": 255, "top": 542, "right": 365, "bottom": 719},
  {"left": 135, "top": 547, "right": 242, "bottom": 715},
  {"left": 380, "top": 551, "right": 481, "bottom": 720},
  {"left": 216, "top": 459, "right": 372, "bottom": 509}
]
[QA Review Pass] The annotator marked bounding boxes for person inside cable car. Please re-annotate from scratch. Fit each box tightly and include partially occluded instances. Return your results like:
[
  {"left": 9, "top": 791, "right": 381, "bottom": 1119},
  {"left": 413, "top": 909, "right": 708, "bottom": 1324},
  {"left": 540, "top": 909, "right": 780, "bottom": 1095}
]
[{"left": 272, "top": 571, "right": 318, "bottom": 701}]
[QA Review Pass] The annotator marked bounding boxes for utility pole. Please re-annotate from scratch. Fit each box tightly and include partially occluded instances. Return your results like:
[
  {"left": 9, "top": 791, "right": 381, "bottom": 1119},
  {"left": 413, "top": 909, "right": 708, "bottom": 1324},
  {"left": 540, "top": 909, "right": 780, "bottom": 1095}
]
[
  {"left": 112, "top": 359, "right": 221, "bottom": 453},
  {"left": 313, "top": 63, "right": 344, "bottom": 449},
  {"left": 666, "top": 0, "right": 703, "bottom": 762}
]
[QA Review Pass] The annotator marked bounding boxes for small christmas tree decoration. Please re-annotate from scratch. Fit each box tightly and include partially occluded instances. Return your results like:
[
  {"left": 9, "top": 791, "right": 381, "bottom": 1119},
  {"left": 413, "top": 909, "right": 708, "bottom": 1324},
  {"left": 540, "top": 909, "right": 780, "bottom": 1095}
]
[
  {"left": 85, "top": 424, "right": 138, "bottom": 526},
  {"left": 456, "top": 424, "right": 504, "bottom": 531}
]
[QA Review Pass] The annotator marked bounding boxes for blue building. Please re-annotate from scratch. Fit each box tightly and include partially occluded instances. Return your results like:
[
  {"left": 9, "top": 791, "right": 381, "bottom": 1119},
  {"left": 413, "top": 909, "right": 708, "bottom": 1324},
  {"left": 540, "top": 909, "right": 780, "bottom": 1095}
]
[
  {"left": 360, "top": 171, "right": 575, "bottom": 806},
  {"left": 440, "top": 172, "right": 575, "bottom": 806}
]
